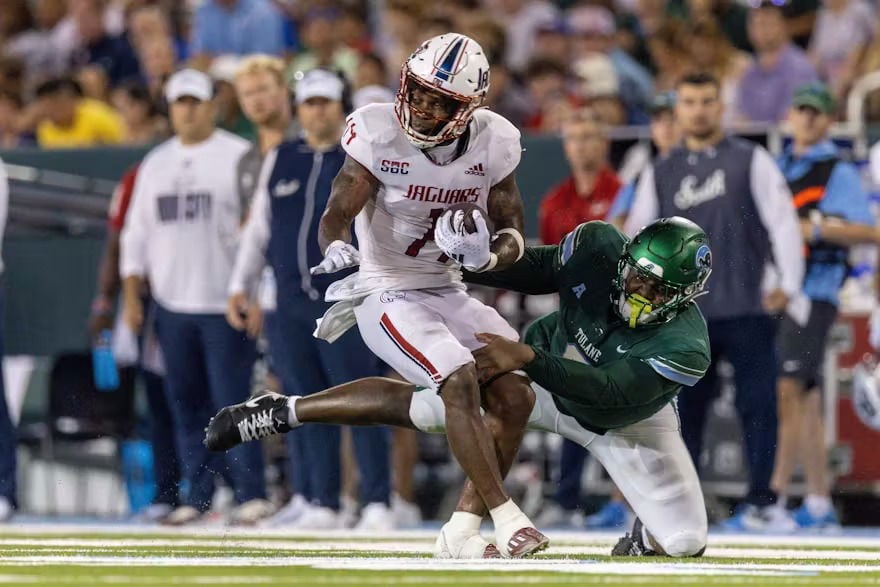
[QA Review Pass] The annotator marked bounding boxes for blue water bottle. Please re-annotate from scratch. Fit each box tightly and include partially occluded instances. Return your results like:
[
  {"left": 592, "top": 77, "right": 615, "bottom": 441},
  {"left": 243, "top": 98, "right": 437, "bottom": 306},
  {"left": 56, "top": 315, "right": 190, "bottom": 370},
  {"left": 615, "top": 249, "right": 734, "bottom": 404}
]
[{"left": 92, "top": 329, "right": 120, "bottom": 391}]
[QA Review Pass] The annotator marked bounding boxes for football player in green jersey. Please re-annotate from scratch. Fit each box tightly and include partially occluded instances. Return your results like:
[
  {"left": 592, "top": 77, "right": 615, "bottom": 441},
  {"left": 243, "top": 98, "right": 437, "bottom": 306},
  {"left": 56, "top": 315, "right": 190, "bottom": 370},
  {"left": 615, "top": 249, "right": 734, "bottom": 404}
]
[{"left": 205, "top": 216, "right": 712, "bottom": 558}]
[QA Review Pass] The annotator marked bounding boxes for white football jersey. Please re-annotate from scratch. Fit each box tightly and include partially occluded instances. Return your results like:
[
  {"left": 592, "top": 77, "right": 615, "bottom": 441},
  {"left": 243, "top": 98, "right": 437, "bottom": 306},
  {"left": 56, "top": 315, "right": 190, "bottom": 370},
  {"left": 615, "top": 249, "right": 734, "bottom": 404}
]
[{"left": 340, "top": 103, "right": 522, "bottom": 295}]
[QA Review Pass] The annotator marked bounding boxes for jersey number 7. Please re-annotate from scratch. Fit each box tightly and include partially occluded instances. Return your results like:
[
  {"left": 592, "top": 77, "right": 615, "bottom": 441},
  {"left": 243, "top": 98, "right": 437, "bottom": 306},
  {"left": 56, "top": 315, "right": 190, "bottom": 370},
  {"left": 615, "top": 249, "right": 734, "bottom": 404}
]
[{"left": 405, "top": 208, "right": 450, "bottom": 263}]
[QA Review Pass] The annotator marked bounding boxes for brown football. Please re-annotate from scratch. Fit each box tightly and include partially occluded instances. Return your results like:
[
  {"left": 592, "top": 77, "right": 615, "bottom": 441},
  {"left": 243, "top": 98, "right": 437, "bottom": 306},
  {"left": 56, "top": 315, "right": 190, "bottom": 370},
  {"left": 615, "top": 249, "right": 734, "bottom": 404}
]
[{"left": 445, "top": 202, "right": 493, "bottom": 234}]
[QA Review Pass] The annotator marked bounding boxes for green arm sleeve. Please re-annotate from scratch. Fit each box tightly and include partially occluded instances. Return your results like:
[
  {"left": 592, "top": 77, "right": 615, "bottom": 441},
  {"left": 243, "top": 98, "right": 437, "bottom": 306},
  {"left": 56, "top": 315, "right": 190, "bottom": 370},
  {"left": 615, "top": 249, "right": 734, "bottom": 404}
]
[
  {"left": 524, "top": 347, "right": 677, "bottom": 409},
  {"left": 463, "top": 245, "right": 559, "bottom": 294}
]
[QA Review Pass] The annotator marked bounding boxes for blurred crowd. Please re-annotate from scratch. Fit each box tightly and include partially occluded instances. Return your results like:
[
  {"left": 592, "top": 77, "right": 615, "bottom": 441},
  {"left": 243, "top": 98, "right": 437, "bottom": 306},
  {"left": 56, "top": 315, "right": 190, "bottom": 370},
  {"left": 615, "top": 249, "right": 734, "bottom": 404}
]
[{"left": 3, "top": 0, "right": 880, "bottom": 150}]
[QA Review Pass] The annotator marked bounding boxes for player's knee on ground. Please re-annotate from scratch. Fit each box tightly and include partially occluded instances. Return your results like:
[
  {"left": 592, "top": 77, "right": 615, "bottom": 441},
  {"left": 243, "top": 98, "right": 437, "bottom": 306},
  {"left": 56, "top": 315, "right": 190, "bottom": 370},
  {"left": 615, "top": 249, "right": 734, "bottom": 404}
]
[
  {"left": 658, "top": 530, "right": 707, "bottom": 557},
  {"left": 483, "top": 374, "right": 534, "bottom": 427},
  {"left": 409, "top": 388, "right": 447, "bottom": 433},
  {"left": 440, "top": 365, "right": 481, "bottom": 413}
]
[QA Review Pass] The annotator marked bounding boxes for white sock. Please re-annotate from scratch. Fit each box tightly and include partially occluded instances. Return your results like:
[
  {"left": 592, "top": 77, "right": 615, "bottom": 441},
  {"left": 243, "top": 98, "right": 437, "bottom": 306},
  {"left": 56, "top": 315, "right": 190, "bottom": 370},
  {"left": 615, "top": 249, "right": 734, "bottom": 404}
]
[
  {"left": 489, "top": 499, "right": 525, "bottom": 528},
  {"left": 805, "top": 494, "right": 832, "bottom": 518},
  {"left": 446, "top": 511, "right": 482, "bottom": 535},
  {"left": 287, "top": 396, "right": 302, "bottom": 428}
]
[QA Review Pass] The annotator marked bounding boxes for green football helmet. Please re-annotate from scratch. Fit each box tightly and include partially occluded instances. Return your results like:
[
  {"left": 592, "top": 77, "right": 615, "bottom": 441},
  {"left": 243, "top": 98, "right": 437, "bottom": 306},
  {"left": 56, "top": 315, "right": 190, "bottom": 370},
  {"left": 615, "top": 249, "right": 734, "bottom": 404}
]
[{"left": 613, "top": 217, "right": 712, "bottom": 328}]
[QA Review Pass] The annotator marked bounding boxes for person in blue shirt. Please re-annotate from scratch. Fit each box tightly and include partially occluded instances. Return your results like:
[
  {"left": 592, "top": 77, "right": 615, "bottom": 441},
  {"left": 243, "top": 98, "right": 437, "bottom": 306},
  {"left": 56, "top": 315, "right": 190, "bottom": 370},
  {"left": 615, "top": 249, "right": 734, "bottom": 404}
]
[
  {"left": 772, "top": 82, "right": 878, "bottom": 530},
  {"left": 608, "top": 91, "right": 679, "bottom": 230},
  {"left": 190, "top": 0, "right": 285, "bottom": 67}
]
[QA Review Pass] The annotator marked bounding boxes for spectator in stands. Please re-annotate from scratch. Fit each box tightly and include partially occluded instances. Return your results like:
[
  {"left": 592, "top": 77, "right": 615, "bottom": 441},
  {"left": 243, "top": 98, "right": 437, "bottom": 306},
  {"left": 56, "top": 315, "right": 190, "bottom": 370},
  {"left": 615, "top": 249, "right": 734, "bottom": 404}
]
[
  {"left": 127, "top": 4, "right": 187, "bottom": 62},
  {"left": 808, "top": 0, "right": 875, "bottom": 99},
  {"left": 687, "top": 18, "right": 750, "bottom": 126},
  {"left": 136, "top": 37, "right": 177, "bottom": 105},
  {"left": 190, "top": 0, "right": 285, "bottom": 69},
  {"left": 0, "top": 90, "right": 31, "bottom": 148},
  {"left": 110, "top": 80, "right": 169, "bottom": 145},
  {"left": 619, "top": 0, "right": 666, "bottom": 71},
  {"left": 772, "top": 83, "right": 877, "bottom": 530},
  {"left": 522, "top": 57, "right": 577, "bottom": 134},
  {"left": 211, "top": 56, "right": 256, "bottom": 141},
  {"left": 782, "top": 0, "right": 820, "bottom": 50},
  {"left": 120, "top": 69, "right": 270, "bottom": 526},
  {"left": 609, "top": 91, "right": 680, "bottom": 229},
  {"left": 532, "top": 16, "right": 569, "bottom": 64},
  {"left": 842, "top": 20, "right": 880, "bottom": 121},
  {"left": 625, "top": 72, "right": 804, "bottom": 531},
  {"left": 647, "top": 20, "right": 693, "bottom": 93},
  {"left": 485, "top": 55, "right": 535, "bottom": 130},
  {"left": 568, "top": 5, "right": 653, "bottom": 116},
  {"left": 352, "top": 53, "right": 395, "bottom": 111},
  {"left": 90, "top": 162, "right": 181, "bottom": 524},
  {"left": 540, "top": 108, "right": 622, "bottom": 261},
  {"left": 3, "top": 0, "right": 71, "bottom": 85},
  {"left": 338, "top": 7, "right": 372, "bottom": 55},
  {"left": 229, "top": 69, "right": 392, "bottom": 530},
  {"left": 287, "top": 7, "right": 360, "bottom": 83},
  {"left": 0, "top": 1, "right": 34, "bottom": 47},
  {"left": 616, "top": 91, "right": 676, "bottom": 189},
  {"left": 494, "top": 0, "right": 559, "bottom": 74},
  {"left": 736, "top": 1, "right": 818, "bottom": 124},
  {"left": 33, "top": 76, "right": 126, "bottom": 148},
  {"left": 69, "top": 0, "right": 141, "bottom": 88},
  {"left": 377, "top": 0, "right": 428, "bottom": 86},
  {"left": 0, "top": 158, "right": 11, "bottom": 523},
  {"left": 574, "top": 53, "right": 645, "bottom": 126},
  {"left": 459, "top": 13, "right": 508, "bottom": 66},
  {"left": 681, "top": 0, "right": 751, "bottom": 52}
]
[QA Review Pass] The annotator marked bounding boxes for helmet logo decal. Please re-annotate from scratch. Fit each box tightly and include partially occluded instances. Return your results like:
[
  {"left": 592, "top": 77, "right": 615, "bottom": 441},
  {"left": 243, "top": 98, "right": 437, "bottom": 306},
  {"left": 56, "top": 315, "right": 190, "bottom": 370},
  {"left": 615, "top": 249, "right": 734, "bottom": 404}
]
[
  {"left": 476, "top": 68, "right": 489, "bottom": 91},
  {"left": 433, "top": 36, "right": 468, "bottom": 82},
  {"left": 635, "top": 257, "right": 663, "bottom": 277},
  {"left": 696, "top": 244, "right": 712, "bottom": 271}
]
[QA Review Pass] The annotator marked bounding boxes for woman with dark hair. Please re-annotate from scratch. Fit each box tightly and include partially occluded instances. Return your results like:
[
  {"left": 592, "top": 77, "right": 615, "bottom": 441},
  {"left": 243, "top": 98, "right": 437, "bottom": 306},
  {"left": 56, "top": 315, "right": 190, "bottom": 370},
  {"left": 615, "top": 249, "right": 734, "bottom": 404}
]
[{"left": 111, "top": 80, "right": 168, "bottom": 145}]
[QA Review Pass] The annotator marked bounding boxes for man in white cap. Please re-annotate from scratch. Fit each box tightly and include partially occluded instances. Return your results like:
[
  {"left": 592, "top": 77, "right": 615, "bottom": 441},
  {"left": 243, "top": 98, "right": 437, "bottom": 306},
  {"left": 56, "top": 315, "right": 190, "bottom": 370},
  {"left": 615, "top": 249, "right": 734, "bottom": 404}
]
[
  {"left": 120, "top": 68, "right": 271, "bottom": 526},
  {"left": 227, "top": 68, "right": 391, "bottom": 530}
]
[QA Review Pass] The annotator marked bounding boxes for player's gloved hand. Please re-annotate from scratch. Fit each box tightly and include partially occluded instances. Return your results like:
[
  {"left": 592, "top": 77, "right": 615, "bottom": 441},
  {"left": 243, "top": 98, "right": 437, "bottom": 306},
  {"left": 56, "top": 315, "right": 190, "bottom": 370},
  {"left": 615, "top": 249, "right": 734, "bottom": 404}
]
[
  {"left": 310, "top": 240, "right": 360, "bottom": 275},
  {"left": 434, "top": 209, "right": 492, "bottom": 271},
  {"left": 870, "top": 305, "right": 880, "bottom": 351}
]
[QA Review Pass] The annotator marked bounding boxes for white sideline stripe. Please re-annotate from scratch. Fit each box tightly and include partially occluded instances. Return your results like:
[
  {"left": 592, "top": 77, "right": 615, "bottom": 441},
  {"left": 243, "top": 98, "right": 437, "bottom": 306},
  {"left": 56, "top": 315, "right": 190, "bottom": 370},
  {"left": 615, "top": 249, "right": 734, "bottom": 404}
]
[
  {"left": 4, "top": 524, "right": 880, "bottom": 548},
  {"left": 3, "top": 555, "right": 880, "bottom": 577},
  {"left": 4, "top": 539, "right": 880, "bottom": 561}
]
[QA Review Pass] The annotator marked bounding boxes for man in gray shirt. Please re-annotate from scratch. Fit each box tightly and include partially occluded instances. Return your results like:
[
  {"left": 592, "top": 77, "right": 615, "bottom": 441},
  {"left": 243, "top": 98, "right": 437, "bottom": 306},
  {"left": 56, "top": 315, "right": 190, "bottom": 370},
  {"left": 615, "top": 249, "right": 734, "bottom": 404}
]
[{"left": 626, "top": 72, "right": 805, "bottom": 531}]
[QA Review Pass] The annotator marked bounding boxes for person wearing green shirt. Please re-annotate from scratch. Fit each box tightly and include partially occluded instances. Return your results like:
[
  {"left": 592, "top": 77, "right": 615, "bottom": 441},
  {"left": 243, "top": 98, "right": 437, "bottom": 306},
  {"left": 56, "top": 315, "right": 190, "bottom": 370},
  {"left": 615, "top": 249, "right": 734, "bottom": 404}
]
[{"left": 205, "top": 217, "right": 712, "bottom": 558}]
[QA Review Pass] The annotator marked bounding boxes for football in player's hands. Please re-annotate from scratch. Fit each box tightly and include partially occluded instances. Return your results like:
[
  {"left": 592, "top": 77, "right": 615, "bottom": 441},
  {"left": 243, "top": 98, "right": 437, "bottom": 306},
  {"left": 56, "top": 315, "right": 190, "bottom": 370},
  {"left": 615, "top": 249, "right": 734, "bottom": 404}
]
[{"left": 445, "top": 203, "right": 494, "bottom": 234}]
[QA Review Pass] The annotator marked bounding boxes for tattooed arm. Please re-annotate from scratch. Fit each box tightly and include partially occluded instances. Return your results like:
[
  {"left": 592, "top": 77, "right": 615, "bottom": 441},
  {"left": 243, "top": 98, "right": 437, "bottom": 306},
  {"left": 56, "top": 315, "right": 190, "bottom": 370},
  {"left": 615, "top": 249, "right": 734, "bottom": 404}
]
[
  {"left": 486, "top": 171, "right": 526, "bottom": 270},
  {"left": 317, "top": 155, "right": 380, "bottom": 253}
]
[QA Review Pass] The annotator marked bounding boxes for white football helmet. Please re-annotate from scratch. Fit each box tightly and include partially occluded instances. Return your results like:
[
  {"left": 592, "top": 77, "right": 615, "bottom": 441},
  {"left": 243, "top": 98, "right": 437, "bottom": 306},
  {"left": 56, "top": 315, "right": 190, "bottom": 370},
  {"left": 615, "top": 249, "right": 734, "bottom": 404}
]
[
  {"left": 852, "top": 358, "right": 880, "bottom": 431},
  {"left": 394, "top": 33, "right": 490, "bottom": 149}
]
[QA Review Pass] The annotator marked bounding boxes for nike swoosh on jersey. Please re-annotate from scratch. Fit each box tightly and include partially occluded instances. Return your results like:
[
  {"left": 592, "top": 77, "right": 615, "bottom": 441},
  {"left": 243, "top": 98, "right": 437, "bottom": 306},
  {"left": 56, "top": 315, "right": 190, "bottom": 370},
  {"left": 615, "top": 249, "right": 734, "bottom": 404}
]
[{"left": 616, "top": 345, "right": 629, "bottom": 353}]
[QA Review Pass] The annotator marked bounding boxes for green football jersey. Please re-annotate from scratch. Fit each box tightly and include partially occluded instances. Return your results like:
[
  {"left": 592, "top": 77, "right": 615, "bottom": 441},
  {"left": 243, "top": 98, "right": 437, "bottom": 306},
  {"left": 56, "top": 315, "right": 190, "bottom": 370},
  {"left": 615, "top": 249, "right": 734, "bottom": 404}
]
[{"left": 466, "top": 221, "right": 710, "bottom": 433}]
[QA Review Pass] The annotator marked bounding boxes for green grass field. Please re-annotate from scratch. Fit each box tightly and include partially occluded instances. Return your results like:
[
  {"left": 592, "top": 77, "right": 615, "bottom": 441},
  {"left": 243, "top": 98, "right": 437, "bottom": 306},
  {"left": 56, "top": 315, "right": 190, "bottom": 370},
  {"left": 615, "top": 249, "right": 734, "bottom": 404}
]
[{"left": 0, "top": 525, "right": 879, "bottom": 586}]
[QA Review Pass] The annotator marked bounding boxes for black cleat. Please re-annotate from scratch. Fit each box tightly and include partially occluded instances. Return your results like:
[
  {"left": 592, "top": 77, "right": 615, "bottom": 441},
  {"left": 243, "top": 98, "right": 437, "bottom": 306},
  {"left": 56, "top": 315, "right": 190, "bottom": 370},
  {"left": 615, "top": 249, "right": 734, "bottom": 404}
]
[
  {"left": 204, "top": 392, "right": 291, "bottom": 451},
  {"left": 611, "top": 517, "right": 657, "bottom": 557}
]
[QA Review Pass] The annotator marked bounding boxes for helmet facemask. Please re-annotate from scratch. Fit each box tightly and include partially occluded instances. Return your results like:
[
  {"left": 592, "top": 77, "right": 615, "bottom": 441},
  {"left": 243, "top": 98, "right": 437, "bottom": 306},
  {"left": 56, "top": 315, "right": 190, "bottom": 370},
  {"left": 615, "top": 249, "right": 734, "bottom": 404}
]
[
  {"left": 395, "top": 71, "right": 482, "bottom": 149},
  {"left": 613, "top": 254, "right": 710, "bottom": 328}
]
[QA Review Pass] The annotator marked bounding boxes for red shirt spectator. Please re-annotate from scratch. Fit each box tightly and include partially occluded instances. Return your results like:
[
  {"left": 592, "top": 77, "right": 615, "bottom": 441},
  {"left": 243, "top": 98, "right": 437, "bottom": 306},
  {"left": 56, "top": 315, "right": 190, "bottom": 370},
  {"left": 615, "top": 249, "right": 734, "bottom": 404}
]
[{"left": 539, "top": 167, "right": 621, "bottom": 245}]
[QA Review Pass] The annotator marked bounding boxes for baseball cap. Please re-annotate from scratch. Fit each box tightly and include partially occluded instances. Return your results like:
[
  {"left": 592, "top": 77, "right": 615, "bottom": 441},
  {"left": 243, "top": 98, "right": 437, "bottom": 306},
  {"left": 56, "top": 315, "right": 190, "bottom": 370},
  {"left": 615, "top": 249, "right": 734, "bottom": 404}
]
[
  {"left": 165, "top": 68, "right": 213, "bottom": 102},
  {"left": 294, "top": 69, "right": 345, "bottom": 104},
  {"left": 791, "top": 82, "right": 835, "bottom": 114},
  {"left": 573, "top": 54, "right": 619, "bottom": 98},
  {"left": 568, "top": 6, "right": 616, "bottom": 37},
  {"left": 651, "top": 91, "right": 676, "bottom": 115},
  {"left": 209, "top": 54, "right": 242, "bottom": 84}
]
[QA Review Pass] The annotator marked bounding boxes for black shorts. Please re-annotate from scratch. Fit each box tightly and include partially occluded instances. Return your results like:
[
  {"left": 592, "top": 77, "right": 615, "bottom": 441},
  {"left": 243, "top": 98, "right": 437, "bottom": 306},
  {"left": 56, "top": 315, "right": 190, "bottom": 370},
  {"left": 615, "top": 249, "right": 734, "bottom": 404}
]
[{"left": 776, "top": 300, "right": 838, "bottom": 389}]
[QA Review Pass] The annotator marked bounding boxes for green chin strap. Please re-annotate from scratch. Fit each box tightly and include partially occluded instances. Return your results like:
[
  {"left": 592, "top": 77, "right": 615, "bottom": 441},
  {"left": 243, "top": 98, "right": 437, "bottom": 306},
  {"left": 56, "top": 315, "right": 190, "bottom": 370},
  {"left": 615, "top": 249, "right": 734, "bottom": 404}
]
[{"left": 626, "top": 293, "right": 654, "bottom": 328}]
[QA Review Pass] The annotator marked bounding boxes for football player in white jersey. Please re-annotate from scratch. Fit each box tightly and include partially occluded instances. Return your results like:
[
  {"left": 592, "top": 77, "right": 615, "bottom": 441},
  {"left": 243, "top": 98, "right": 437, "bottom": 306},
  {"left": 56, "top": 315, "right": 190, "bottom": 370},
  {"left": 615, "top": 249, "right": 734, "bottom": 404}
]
[{"left": 210, "top": 34, "right": 547, "bottom": 558}]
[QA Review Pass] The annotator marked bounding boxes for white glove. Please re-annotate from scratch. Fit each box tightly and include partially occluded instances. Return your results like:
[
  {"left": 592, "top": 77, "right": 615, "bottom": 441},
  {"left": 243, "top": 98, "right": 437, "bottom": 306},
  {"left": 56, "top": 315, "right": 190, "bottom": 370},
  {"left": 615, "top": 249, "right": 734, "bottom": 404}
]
[
  {"left": 870, "top": 306, "right": 880, "bottom": 351},
  {"left": 310, "top": 240, "right": 361, "bottom": 275},
  {"left": 434, "top": 209, "right": 492, "bottom": 271}
]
